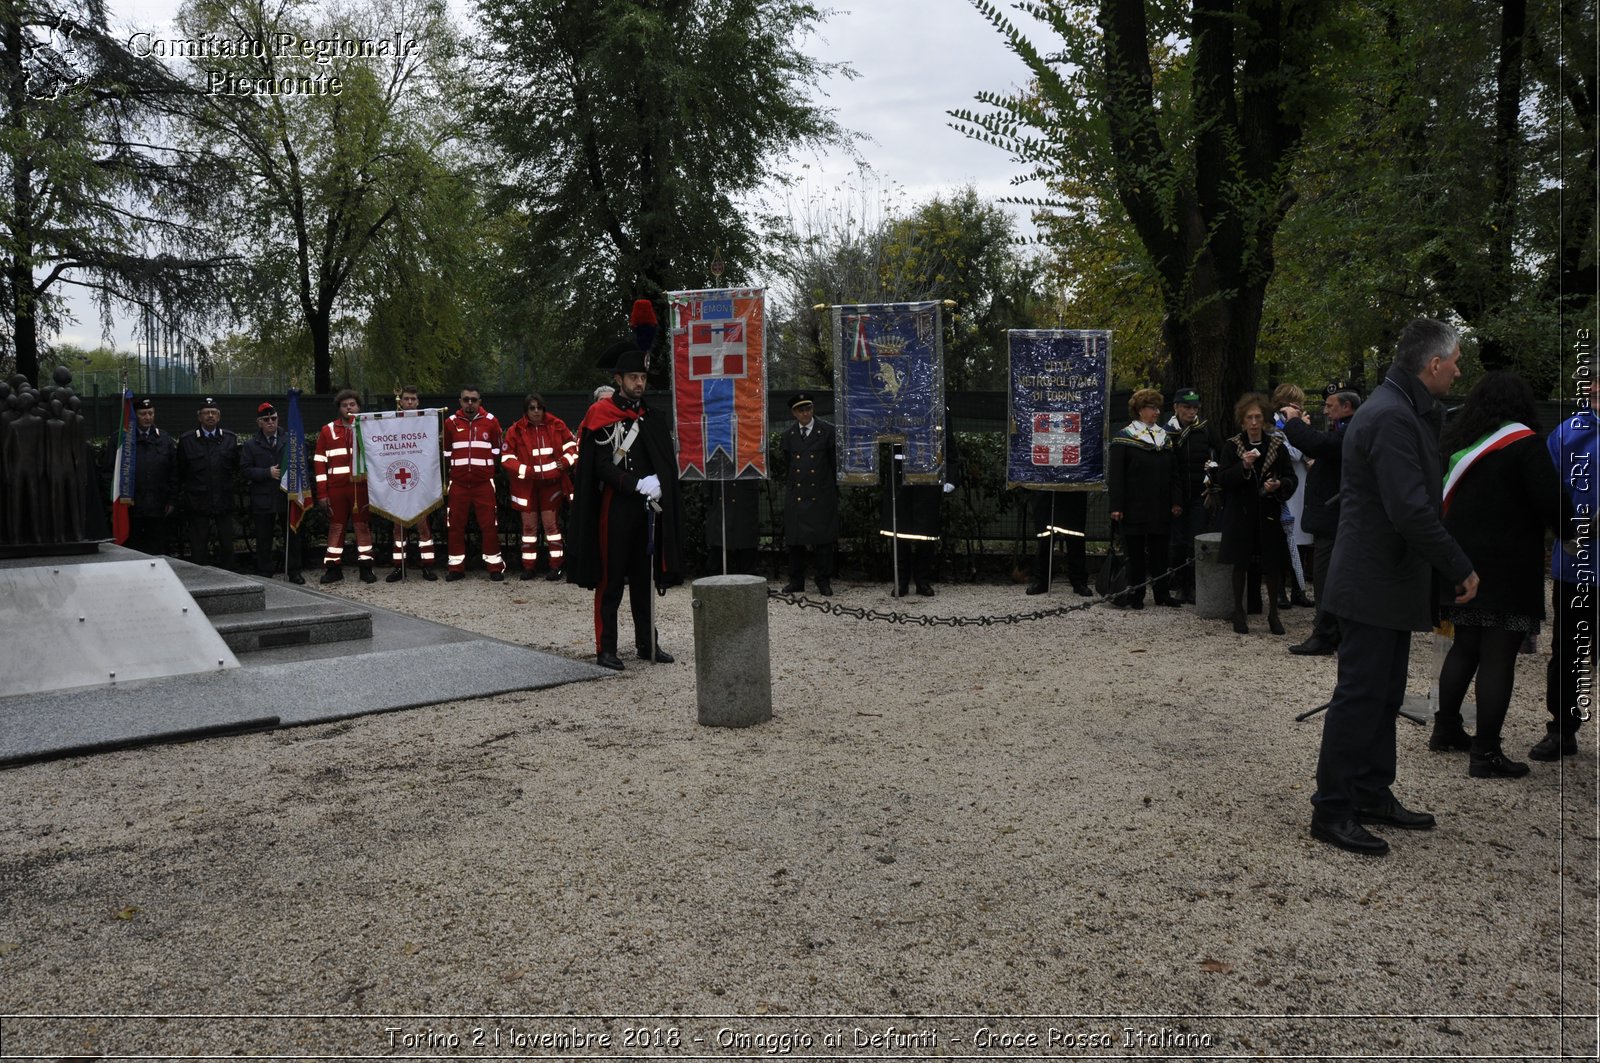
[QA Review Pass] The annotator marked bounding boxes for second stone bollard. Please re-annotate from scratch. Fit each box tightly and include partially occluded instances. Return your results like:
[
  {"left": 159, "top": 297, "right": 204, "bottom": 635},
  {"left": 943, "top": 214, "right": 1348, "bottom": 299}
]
[
  {"left": 691, "top": 574, "right": 772, "bottom": 727},
  {"left": 1193, "top": 531, "right": 1232, "bottom": 619}
]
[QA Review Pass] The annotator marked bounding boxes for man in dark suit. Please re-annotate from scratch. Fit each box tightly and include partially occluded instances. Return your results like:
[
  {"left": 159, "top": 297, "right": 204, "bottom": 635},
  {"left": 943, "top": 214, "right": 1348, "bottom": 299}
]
[
  {"left": 1280, "top": 385, "right": 1360, "bottom": 655},
  {"left": 1310, "top": 319, "right": 1478, "bottom": 856},
  {"left": 176, "top": 397, "right": 240, "bottom": 569},
  {"left": 127, "top": 397, "right": 178, "bottom": 555},
  {"left": 240, "top": 401, "right": 305, "bottom": 584},
  {"left": 780, "top": 392, "right": 839, "bottom": 596}
]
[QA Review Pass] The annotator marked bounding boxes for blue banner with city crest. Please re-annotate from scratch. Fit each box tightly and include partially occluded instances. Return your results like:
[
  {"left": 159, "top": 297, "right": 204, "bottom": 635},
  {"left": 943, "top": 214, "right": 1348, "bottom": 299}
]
[
  {"left": 1006, "top": 330, "right": 1111, "bottom": 489},
  {"left": 832, "top": 301, "right": 945, "bottom": 485}
]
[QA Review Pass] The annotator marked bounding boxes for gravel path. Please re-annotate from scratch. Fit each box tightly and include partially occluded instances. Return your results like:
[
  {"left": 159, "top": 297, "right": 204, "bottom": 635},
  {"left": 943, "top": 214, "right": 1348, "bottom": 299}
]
[{"left": 2, "top": 572, "right": 1595, "bottom": 1060}]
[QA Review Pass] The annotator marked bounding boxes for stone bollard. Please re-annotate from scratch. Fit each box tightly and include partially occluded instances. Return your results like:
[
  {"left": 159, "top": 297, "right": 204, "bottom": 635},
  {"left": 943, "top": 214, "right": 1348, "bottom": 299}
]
[
  {"left": 691, "top": 574, "right": 772, "bottom": 727},
  {"left": 1193, "top": 532, "right": 1231, "bottom": 619}
]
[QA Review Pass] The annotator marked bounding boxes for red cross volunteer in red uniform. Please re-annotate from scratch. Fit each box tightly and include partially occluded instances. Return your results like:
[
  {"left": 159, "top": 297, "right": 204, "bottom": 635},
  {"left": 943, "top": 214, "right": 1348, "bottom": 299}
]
[
  {"left": 314, "top": 389, "right": 375, "bottom": 583},
  {"left": 443, "top": 385, "right": 505, "bottom": 580},
  {"left": 502, "top": 391, "right": 578, "bottom": 580}
]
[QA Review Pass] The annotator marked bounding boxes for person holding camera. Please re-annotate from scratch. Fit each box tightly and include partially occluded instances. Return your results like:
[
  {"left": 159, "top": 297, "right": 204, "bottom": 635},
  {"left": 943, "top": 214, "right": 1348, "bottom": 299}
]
[{"left": 1214, "top": 392, "right": 1298, "bottom": 635}]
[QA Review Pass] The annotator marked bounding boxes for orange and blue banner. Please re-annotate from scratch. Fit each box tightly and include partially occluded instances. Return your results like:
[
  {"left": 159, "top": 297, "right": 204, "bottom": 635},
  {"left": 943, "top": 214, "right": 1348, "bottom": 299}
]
[{"left": 669, "top": 288, "right": 768, "bottom": 480}]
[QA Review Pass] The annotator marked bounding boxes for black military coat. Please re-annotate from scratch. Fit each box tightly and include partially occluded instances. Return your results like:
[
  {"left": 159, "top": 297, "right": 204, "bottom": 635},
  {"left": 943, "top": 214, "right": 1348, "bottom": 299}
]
[
  {"left": 781, "top": 418, "right": 839, "bottom": 546},
  {"left": 176, "top": 428, "right": 240, "bottom": 516},
  {"left": 131, "top": 428, "right": 178, "bottom": 515},
  {"left": 241, "top": 429, "right": 309, "bottom": 515}
]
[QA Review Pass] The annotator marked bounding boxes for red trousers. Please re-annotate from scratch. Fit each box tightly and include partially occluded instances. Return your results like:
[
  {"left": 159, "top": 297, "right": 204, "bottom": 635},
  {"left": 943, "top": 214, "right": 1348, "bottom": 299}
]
[
  {"left": 447, "top": 480, "right": 503, "bottom": 573},
  {"left": 323, "top": 482, "right": 372, "bottom": 567}
]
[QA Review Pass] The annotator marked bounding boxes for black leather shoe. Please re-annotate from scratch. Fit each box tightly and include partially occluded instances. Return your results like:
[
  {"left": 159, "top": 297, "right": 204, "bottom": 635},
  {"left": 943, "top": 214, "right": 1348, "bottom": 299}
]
[
  {"left": 385, "top": 568, "right": 404, "bottom": 583},
  {"left": 1428, "top": 722, "right": 1473, "bottom": 752},
  {"left": 1289, "top": 636, "right": 1335, "bottom": 656},
  {"left": 1156, "top": 596, "right": 1181, "bottom": 607},
  {"left": 1231, "top": 610, "right": 1248, "bottom": 634},
  {"left": 638, "top": 646, "right": 675, "bottom": 664},
  {"left": 320, "top": 566, "right": 343, "bottom": 584},
  {"left": 596, "top": 652, "right": 624, "bottom": 671},
  {"left": 1311, "top": 818, "right": 1389, "bottom": 855},
  {"left": 546, "top": 568, "right": 564, "bottom": 582},
  {"left": 445, "top": 571, "right": 464, "bottom": 582},
  {"left": 1072, "top": 582, "right": 1093, "bottom": 597},
  {"left": 816, "top": 580, "right": 833, "bottom": 597},
  {"left": 287, "top": 572, "right": 306, "bottom": 585},
  {"left": 1268, "top": 612, "right": 1285, "bottom": 635},
  {"left": 520, "top": 568, "right": 536, "bottom": 581},
  {"left": 490, "top": 571, "right": 505, "bottom": 582},
  {"left": 359, "top": 564, "right": 377, "bottom": 584},
  {"left": 1025, "top": 581, "right": 1047, "bottom": 596},
  {"left": 1469, "top": 750, "right": 1530, "bottom": 778},
  {"left": 891, "top": 583, "right": 910, "bottom": 598},
  {"left": 916, "top": 583, "right": 935, "bottom": 597},
  {"left": 1529, "top": 732, "right": 1578, "bottom": 760},
  {"left": 421, "top": 567, "right": 438, "bottom": 581},
  {"left": 781, "top": 581, "right": 803, "bottom": 594},
  {"left": 1355, "top": 797, "right": 1435, "bottom": 830},
  {"left": 1291, "top": 588, "right": 1313, "bottom": 608}
]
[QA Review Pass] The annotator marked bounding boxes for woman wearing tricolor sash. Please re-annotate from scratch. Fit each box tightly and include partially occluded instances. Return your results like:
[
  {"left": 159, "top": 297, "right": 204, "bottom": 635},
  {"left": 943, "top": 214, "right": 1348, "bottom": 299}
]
[{"left": 1430, "top": 372, "right": 1572, "bottom": 778}]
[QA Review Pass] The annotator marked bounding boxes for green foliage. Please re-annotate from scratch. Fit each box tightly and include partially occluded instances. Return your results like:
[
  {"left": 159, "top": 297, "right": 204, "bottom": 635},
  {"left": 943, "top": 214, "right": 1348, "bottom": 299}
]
[
  {"left": 1, "top": 0, "right": 230, "bottom": 384},
  {"left": 179, "top": 0, "right": 466, "bottom": 393},
  {"left": 470, "top": 0, "right": 854, "bottom": 383},
  {"left": 952, "top": 0, "right": 1339, "bottom": 412},
  {"left": 771, "top": 183, "right": 1049, "bottom": 389}
]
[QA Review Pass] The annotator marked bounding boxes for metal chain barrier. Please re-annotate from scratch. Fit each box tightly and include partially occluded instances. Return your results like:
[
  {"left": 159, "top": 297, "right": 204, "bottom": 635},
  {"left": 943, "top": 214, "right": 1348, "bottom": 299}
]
[{"left": 767, "top": 559, "right": 1196, "bottom": 627}]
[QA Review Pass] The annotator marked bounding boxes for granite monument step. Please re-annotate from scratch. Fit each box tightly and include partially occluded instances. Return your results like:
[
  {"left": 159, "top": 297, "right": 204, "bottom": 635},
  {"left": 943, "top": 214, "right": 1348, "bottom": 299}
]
[
  {"left": 169, "top": 562, "right": 268, "bottom": 616},
  {"left": 211, "top": 602, "right": 374, "bottom": 653}
]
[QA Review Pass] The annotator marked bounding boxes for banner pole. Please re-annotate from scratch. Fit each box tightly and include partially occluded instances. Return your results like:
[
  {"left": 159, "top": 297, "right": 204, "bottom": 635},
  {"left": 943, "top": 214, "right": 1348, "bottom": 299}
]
[
  {"left": 890, "top": 446, "right": 901, "bottom": 595},
  {"left": 1047, "top": 494, "right": 1055, "bottom": 590}
]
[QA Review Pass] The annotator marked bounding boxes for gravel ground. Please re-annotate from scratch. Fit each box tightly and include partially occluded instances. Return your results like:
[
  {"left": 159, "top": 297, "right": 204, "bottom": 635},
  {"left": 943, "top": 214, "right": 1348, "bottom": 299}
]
[{"left": 2, "top": 570, "right": 1596, "bottom": 1061}]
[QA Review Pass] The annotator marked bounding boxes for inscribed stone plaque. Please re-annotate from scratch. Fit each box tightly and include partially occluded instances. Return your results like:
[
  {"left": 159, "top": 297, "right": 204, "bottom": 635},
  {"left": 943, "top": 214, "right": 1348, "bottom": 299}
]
[{"left": 0, "top": 559, "right": 239, "bottom": 698}]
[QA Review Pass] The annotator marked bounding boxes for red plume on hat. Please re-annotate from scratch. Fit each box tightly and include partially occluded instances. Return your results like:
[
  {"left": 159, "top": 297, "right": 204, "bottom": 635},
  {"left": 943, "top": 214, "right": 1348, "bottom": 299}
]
[{"left": 629, "top": 298, "right": 657, "bottom": 353}]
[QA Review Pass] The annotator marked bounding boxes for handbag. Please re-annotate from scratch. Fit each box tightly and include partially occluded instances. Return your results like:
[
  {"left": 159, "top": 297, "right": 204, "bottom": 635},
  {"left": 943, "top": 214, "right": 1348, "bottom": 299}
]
[{"left": 1095, "top": 525, "right": 1129, "bottom": 597}]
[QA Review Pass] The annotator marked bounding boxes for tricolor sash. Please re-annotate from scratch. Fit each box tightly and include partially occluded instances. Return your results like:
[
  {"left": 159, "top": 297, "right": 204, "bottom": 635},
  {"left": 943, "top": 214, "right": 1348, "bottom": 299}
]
[{"left": 1442, "top": 422, "right": 1535, "bottom": 514}]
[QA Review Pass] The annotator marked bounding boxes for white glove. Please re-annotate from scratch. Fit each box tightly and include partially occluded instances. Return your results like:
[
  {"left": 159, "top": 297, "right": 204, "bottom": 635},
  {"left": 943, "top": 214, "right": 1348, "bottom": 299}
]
[
  {"left": 942, "top": 482, "right": 956, "bottom": 494},
  {"left": 637, "top": 474, "right": 662, "bottom": 501}
]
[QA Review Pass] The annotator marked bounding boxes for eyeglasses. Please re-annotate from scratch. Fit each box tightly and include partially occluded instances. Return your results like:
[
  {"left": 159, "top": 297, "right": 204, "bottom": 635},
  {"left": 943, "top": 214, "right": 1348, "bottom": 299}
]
[{"left": 461, "top": 396, "right": 480, "bottom": 404}]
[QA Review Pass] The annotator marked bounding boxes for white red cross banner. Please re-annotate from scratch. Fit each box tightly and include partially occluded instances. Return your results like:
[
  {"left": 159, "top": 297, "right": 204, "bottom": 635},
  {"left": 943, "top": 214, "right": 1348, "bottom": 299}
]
[
  {"left": 1006, "top": 330, "right": 1112, "bottom": 489},
  {"left": 668, "top": 288, "right": 769, "bottom": 480},
  {"left": 357, "top": 409, "right": 444, "bottom": 526}
]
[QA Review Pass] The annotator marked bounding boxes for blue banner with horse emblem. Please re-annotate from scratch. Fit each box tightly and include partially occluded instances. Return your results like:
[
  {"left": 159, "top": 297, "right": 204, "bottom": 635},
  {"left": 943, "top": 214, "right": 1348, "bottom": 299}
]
[
  {"left": 832, "top": 301, "right": 945, "bottom": 485},
  {"left": 1007, "top": 330, "right": 1112, "bottom": 489}
]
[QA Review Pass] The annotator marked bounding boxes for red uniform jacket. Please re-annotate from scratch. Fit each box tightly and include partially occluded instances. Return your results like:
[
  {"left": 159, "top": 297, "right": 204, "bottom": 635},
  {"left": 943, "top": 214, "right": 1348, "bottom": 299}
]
[
  {"left": 501, "top": 414, "right": 577, "bottom": 509},
  {"left": 313, "top": 418, "right": 361, "bottom": 500},
  {"left": 443, "top": 407, "right": 502, "bottom": 487}
]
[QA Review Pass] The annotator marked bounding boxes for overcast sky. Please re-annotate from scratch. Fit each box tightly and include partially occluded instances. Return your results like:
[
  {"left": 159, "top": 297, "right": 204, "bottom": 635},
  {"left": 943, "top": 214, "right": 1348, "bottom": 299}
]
[{"left": 60, "top": 0, "right": 1046, "bottom": 351}]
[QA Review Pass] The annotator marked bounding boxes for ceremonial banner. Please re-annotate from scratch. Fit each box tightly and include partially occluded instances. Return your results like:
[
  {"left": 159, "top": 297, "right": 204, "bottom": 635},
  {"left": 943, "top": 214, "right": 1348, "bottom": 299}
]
[
  {"left": 109, "top": 389, "right": 136, "bottom": 545},
  {"left": 357, "top": 409, "right": 444, "bottom": 526},
  {"left": 669, "top": 288, "right": 768, "bottom": 480},
  {"left": 832, "top": 301, "right": 945, "bottom": 485},
  {"left": 280, "top": 388, "right": 314, "bottom": 532},
  {"left": 1007, "top": 330, "right": 1112, "bottom": 489}
]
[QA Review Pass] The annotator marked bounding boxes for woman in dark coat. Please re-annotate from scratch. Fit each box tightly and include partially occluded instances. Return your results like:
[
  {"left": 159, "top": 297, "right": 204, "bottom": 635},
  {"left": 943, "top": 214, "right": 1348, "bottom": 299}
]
[
  {"left": 1107, "top": 388, "right": 1181, "bottom": 608},
  {"left": 1430, "top": 372, "right": 1570, "bottom": 778},
  {"left": 1216, "top": 392, "right": 1298, "bottom": 634}
]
